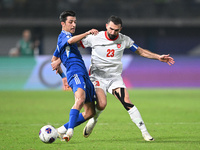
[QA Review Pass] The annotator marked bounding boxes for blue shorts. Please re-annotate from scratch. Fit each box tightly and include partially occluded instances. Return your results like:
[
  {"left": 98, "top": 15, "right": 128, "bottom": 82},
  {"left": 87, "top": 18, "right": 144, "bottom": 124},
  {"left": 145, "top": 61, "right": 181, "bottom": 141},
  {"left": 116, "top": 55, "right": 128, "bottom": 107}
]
[{"left": 68, "top": 74, "right": 96, "bottom": 103}]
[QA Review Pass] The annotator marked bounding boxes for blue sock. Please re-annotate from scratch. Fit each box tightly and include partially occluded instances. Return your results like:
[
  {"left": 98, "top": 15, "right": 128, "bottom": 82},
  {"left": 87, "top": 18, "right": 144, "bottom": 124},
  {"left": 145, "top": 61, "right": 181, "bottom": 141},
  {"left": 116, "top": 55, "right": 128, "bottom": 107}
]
[
  {"left": 68, "top": 109, "right": 80, "bottom": 129},
  {"left": 64, "top": 113, "right": 86, "bottom": 129}
]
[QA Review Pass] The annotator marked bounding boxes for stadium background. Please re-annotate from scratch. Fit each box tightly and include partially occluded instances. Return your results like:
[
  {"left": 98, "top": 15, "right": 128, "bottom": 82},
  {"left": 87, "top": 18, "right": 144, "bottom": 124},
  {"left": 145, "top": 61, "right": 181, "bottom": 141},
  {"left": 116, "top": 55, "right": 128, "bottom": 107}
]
[{"left": 0, "top": 0, "right": 200, "bottom": 90}]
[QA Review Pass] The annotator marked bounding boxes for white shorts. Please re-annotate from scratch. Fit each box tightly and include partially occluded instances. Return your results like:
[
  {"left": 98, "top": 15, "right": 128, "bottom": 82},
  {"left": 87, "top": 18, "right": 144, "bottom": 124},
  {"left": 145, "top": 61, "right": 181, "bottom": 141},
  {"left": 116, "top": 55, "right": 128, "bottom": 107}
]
[{"left": 89, "top": 75, "right": 126, "bottom": 95}]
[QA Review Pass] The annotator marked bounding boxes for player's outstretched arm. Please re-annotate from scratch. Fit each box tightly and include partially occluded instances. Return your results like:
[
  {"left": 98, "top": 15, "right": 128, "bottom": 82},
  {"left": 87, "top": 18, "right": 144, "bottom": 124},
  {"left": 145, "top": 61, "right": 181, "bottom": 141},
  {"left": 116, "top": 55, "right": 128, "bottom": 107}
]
[
  {"left": 158, "top": 54, "right": 175, "bottom": 66},
  {"left": 68, "top": 29, "right": 98, "bottom": 44},
  {"left": 135, "top": 47, "right": 175, "bottom": 66}
]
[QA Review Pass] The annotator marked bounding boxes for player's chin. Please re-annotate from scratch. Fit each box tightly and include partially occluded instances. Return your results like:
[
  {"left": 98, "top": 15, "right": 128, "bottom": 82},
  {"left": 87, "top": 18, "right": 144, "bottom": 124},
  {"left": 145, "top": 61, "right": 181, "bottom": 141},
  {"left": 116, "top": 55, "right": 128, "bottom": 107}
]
[
  {"left": 71, "top": 29, "right": 75, "bottom": 33},
  {"left": 109, "top": 35, "right": 117, "bottom": 40}
]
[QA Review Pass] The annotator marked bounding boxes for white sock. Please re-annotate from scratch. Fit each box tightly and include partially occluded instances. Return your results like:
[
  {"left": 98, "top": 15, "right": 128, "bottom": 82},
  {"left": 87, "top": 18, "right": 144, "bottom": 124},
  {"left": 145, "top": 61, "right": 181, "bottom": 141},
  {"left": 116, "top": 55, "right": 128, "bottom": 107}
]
[
  {"left": 87, "top": 107, "right": 102, "bottom": 125},
  {"left": 66, "top": 128, "right": 74, "bottom": 137},
  {"left": 94, "top": 107, "right": 103, "bottom": 121},
  {"left": 57, "top": 125, "right": 67, "bottom": 134},
  {"left": 128, "top": 106, "right": 148, "bottom": 134}
]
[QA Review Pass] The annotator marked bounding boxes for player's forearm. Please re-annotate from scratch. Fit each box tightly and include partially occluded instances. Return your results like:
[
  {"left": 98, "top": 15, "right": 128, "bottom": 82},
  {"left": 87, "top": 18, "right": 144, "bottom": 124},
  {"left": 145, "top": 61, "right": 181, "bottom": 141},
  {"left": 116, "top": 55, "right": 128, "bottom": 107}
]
[
  {"left": 57, "top": 66, "right": 64, "bottom": 75},
  {"left": 56, "top": 65, "right": 66, "bottom": 79},
  {"left": 68, "top": 32, "right": 89, "bottom": 44},
  {"left": 136, "top": 47, "right": 160, "bottom": 60},
  {"left": 51, "top": 55, "right": 58, "bottom": 62},
  {"left": 51, "top": 57, "right": 65, "bottom": 78},
  {"left": 68, "top": 29, "right": 98, "bottom": 44},
  {"left": 142, "top": 50, "right": 160, "bottom": 60}
]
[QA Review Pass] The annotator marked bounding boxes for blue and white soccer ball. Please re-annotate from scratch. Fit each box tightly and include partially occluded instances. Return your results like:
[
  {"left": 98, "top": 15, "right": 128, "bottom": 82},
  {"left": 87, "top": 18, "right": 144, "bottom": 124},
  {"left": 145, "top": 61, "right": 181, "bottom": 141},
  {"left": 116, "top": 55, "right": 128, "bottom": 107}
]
[{"left": 39, "top": 125, "right": 58, "bottom": 143}]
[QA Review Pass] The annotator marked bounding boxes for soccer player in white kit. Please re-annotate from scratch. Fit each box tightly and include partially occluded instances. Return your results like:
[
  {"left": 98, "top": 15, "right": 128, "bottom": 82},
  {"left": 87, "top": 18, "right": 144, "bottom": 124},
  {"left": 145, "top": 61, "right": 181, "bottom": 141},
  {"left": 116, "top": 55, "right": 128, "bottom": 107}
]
[{"left": 80, "top": 15, "right": 175, "bottom": 141}]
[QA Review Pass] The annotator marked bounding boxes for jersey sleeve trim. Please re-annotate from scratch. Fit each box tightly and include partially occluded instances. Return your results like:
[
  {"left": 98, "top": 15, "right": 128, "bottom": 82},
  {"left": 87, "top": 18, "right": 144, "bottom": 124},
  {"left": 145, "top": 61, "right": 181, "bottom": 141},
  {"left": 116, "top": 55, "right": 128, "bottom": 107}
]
[{"left": 80, "top": 40, "right": 85, "bottom": 48}]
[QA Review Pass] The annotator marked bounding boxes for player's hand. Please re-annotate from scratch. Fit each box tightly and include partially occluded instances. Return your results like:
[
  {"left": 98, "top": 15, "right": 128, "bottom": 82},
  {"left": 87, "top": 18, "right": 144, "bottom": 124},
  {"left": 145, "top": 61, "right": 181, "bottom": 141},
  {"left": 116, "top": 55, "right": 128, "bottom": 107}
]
[
  {"left": 87, "top": 29, "right": 99, "bottom": 35},
  {"left": 51, "top": 61, "right": 60, "bottom": 72},
  {"left": 159, "top": 54, "right": 175, "bottom": 66},
  {"left": 62, "top": 77, "right": 72, "bottom": 91}
]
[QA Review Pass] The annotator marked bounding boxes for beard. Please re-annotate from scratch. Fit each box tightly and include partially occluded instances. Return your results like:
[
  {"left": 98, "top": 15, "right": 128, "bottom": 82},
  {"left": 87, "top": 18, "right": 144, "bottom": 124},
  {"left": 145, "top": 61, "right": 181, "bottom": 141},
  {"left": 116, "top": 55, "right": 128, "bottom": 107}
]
[{"left": 107, "top": 33, "right": 117, "bottom": 40}]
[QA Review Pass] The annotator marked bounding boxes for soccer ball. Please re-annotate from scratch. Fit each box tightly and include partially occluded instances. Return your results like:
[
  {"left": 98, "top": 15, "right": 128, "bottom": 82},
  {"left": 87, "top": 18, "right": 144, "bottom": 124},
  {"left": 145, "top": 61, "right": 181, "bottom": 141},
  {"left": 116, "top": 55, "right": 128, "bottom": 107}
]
[{"left": 39, "top": 125, "right": 58, "bottom": 143}]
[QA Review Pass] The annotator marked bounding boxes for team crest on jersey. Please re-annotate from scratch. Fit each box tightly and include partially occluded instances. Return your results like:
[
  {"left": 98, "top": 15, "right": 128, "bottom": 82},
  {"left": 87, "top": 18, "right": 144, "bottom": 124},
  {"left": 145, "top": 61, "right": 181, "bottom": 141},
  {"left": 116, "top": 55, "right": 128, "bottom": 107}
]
[{"left": 117, "top": 44, "right": 121, "bottom": 48}]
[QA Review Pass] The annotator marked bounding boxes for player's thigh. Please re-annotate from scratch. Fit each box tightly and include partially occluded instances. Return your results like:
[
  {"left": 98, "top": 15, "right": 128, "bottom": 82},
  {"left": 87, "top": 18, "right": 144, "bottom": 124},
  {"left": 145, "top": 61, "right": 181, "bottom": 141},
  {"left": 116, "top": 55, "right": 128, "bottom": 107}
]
[
  {"left": 90, "top": 75, "right": 107, "bottom": 95},
  {"left": 69, "top": 74, "right": 86, "bottom": 100},
  {"left": 108, "top": 76, "right": 126, "bottom": 94},
  {"left": 72, "top": 88, "right": 85, "bottom": 110},
  {"left": 90, "top": 76, "right": 108, "bottom": 109},
  {"left": 74, "top": 88, "right": 85, "bottom": 102},
  {"left": 69, "top": 75, "right": 86, "bottom": 109}
]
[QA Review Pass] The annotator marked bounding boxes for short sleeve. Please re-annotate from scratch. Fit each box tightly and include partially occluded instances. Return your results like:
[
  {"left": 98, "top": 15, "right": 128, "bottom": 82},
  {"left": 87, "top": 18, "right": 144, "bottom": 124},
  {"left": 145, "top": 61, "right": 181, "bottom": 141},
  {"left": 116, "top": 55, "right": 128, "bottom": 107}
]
[
  {"left": 80, "top": 35, "right": 93, "bottom": 48},
  {"left": 124, "top": 36, "right": 134, "bottom": 48},
  {"left": 53, "top": 46, "right": 60, "bottom": 57},
  {"left": 124, "top": 36, "right": 138, "bottom": 52}
]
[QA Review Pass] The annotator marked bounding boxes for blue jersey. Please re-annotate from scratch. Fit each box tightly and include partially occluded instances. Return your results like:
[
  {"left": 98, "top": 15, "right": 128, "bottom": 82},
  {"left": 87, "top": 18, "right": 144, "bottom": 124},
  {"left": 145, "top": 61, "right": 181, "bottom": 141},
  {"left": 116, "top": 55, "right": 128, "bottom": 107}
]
[
  {"left": 53, "top": 30, "right": 89, "bottom": 83},
  {"left": 53, "top": 30, "right": 96, "bottom": 102}
]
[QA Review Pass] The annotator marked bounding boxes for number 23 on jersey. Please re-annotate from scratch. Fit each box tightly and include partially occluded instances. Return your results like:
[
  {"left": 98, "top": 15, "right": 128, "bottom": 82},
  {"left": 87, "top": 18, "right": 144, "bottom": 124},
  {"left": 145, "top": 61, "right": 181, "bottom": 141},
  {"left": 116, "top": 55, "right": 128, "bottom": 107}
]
[{"left": 106, "top": 49, "right": 115, "bottom": 57}]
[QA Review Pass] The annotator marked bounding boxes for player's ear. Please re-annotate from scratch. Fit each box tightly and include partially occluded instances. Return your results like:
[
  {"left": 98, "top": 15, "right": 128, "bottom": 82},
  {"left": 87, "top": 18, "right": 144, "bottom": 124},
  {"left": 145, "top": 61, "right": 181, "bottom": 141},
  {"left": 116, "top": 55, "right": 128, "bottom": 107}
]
[
  {"left": 106, "top": 24, "right": 108, "bottom": 30},
  {"left": 119, "top": 27, "right": 122, "bottom": 32},
  {"left": 61, "top": 21, "right": 65, "bottom": 27}
]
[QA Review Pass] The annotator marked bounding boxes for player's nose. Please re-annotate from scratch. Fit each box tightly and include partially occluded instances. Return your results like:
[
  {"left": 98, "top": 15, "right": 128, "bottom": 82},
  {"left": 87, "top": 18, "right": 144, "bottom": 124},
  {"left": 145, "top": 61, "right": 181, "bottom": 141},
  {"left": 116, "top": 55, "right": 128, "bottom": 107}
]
[
  {"left": 110, "top": 30, "right": 115, "bottom": 34},
  {"left": 72, "top": 22, "right": 76, "bottom": 27}
]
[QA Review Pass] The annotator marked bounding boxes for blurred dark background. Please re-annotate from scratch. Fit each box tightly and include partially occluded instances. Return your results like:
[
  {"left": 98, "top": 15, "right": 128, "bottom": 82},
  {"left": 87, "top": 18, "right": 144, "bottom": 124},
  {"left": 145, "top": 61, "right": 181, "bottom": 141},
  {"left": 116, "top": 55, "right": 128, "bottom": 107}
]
[{"left": 0, "top": 0, "right": 200, "bottom": 56}]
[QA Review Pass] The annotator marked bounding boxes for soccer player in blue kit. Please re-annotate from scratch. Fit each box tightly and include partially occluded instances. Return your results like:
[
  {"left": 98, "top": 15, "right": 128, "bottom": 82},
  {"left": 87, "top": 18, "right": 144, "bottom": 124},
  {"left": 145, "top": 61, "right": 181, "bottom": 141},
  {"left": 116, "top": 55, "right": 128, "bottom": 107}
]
[{"left": 51, "top": 10, "right": 98, "bottom": 142}]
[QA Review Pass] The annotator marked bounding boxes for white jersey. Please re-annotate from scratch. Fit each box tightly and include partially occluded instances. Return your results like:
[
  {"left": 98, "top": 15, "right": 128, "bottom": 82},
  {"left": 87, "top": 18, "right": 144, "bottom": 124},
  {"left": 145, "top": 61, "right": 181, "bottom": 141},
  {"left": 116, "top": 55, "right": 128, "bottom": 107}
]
[{"left": 81, "top": 31, "right": 135, "bottom": 78}]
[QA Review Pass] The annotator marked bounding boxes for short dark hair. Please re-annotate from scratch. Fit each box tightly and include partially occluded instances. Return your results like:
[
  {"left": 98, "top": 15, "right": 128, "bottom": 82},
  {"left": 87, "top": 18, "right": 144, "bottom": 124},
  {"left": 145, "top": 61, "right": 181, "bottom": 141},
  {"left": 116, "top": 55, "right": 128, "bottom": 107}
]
[
  {"left": 59, "top": 10, "right": 76, "bottom": 22},
  {"left": 107, "top": 15, "right": 122, "bottom": 26}
]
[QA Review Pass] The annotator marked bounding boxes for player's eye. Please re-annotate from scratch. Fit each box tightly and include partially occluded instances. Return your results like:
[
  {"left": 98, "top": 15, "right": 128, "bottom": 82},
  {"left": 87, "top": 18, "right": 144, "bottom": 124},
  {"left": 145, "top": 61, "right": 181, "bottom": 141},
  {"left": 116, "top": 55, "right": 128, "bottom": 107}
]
[
  {"left": 69, "top": 21, "right": 76, "bottom": 24},
  {"left": 110, "top": 27, "right": 119, "bottom": 32}
]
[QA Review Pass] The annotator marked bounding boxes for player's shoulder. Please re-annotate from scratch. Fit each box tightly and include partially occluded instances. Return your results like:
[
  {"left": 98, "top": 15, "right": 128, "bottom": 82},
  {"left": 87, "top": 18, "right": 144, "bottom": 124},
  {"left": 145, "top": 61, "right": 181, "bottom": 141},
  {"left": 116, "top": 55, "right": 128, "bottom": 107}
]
[
  {"left": 118, "top": 32, "right": 129, "bottom": 38},
  {"left": 118, "top": 33, "right": 132, "bottom": 41},
  {"left": 60, "top": 30, "right": 72, "bottom": 38},
  {"left": 99, "top": 31, "right": 105, "bottom": 35},
  {"left": 85, "top": 31, "right": 104, "bottom": 40},
  {"left": 91, "top": 31, "right": 104, "bottom": 37}
]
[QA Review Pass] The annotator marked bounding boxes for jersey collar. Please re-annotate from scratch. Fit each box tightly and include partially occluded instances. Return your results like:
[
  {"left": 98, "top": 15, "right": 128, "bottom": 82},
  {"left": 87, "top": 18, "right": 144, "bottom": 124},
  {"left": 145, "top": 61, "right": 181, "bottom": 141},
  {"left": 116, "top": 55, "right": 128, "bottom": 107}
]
[
  {"left": 105, "top": 31, "right": 119, "bottom": 41},
  {"left": 62, "top": 30, "right": 72, "bottom": 36}
]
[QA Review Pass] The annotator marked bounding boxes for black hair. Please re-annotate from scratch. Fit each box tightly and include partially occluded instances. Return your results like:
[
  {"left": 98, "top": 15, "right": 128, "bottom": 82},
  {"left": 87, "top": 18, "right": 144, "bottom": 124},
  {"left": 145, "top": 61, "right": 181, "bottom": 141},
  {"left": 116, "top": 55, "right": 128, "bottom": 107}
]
[
  {"left": 107, "top": 15, "right": 122, "bottom": 27},
  {"left": 59, "top": 10, "right": 76, "bottom": 22}
]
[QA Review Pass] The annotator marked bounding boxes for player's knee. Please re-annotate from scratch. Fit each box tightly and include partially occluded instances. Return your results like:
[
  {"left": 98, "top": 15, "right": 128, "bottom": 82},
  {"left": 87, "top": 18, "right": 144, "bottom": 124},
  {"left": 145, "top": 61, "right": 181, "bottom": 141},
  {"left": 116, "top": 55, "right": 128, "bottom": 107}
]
[
  {"left": 74, "top": 97, "right": 85, "bottom": 109},
  {"left": 97, "top": 100, "right": 107, "bottom": 110},
  {"left": 96, "top": 88, "right": 107, "bottom": 110},
  {"left": 83, "top": 109, "right": 95, "bottom": 120}
]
